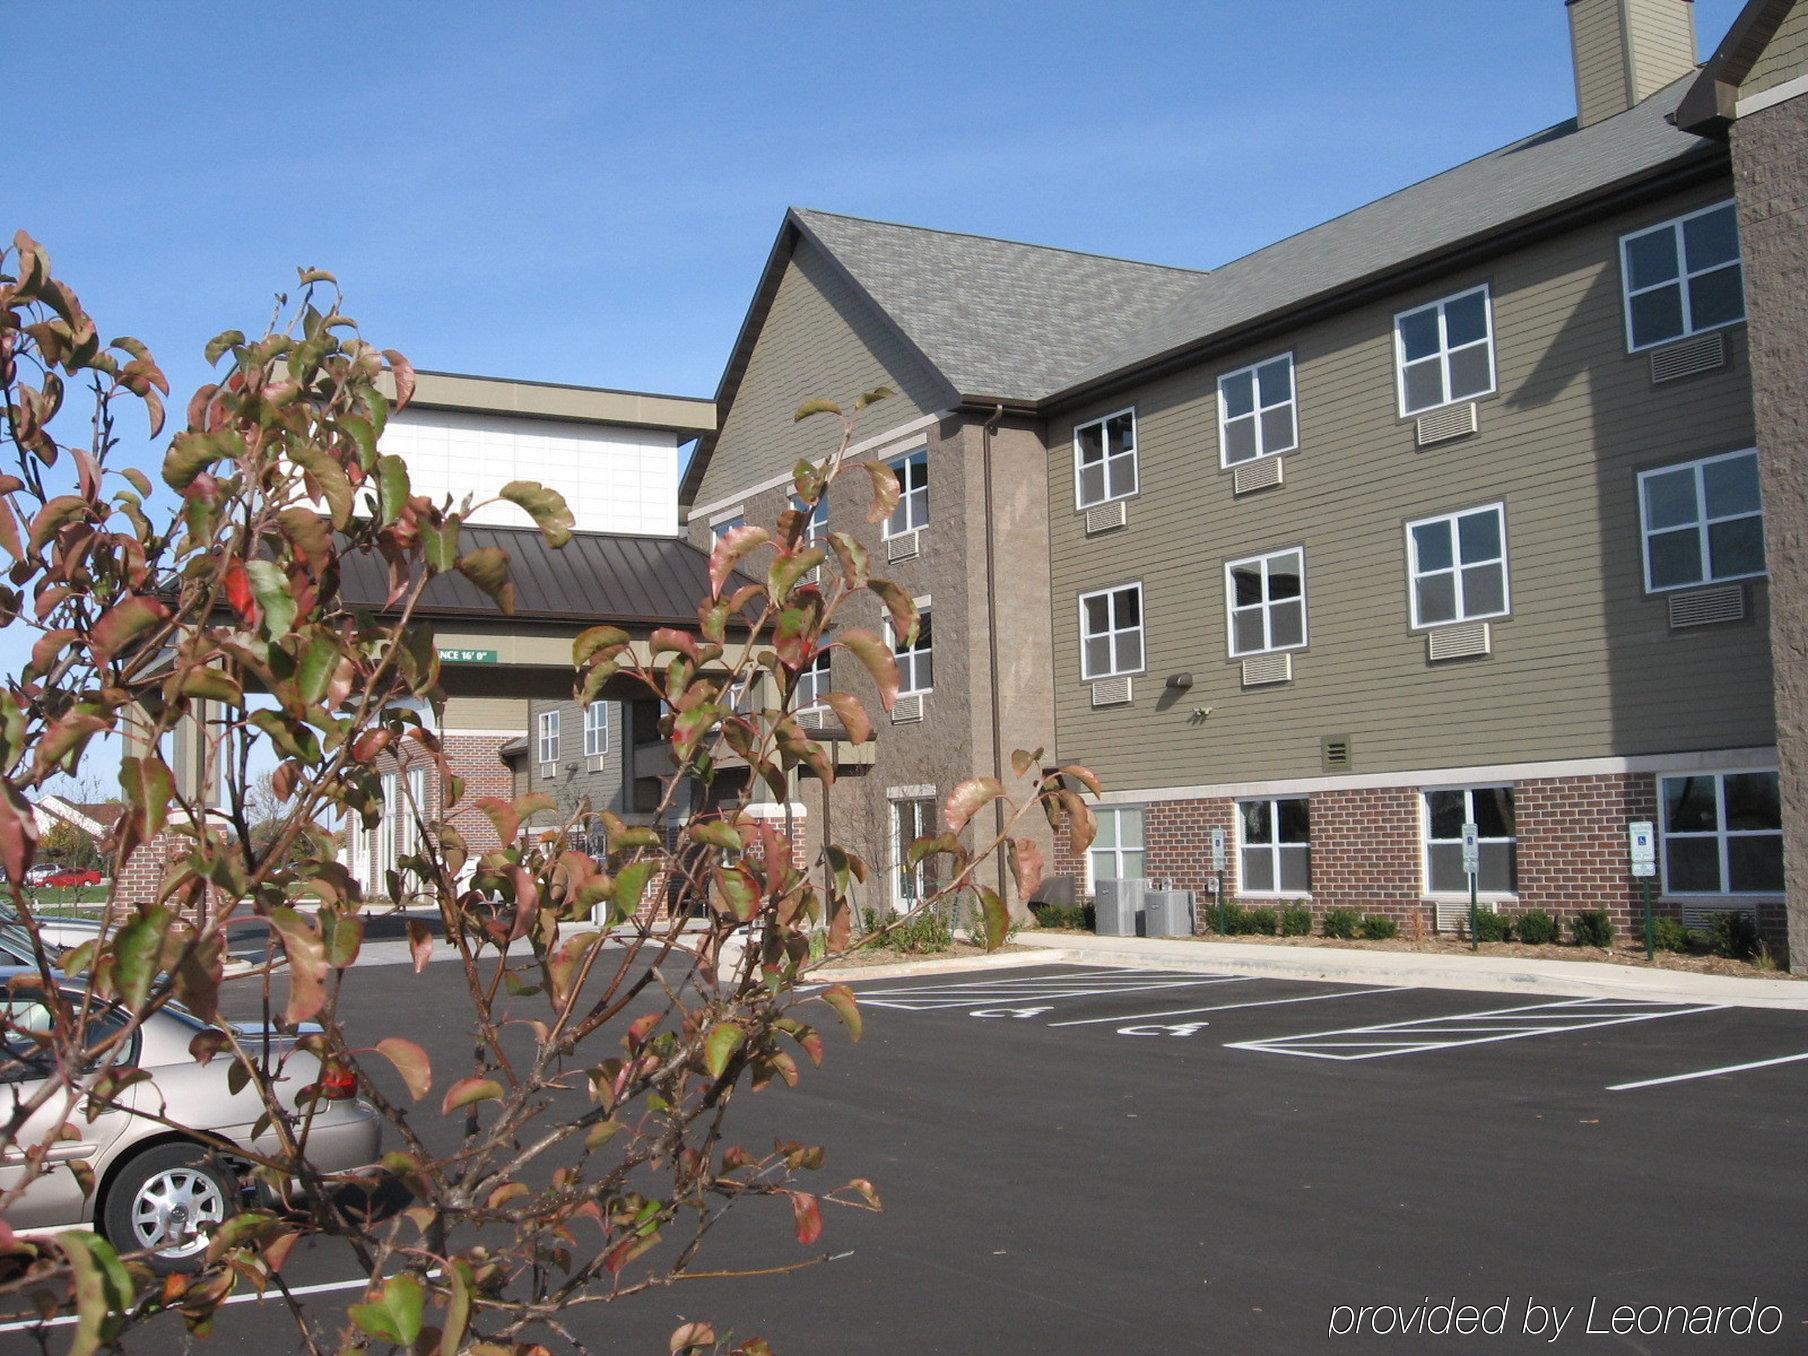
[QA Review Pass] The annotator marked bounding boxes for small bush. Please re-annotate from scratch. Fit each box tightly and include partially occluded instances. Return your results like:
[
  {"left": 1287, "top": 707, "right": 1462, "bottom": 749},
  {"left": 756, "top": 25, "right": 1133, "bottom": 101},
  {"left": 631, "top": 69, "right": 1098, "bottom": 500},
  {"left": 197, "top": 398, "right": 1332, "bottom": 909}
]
[
  {"left": 1514, "top": 909, "right": 1559, "bottom": 946},
  {"left": 1571, "top": 909, "right": 1615, "bottom": 948},
  {"left": 1322, "top": 907, "right": 1362, "bottom": 940},
  {"left": 1244, "top": 906, "right": 1279, "bottom": 936},
  {"left": 1210, "top": 902, "right": 1249, "bottom": 934},
  {"left": 1651, "top": 917, "right": 1691, "bottom": 953},
  {"left": 1359, "top": 913, "right": 1399, "bottom": 940},
  {"left": 1031, "top": 902, "right": 1088, "bottom": 931},
  {"left": 1280, "top": 904, "right": 1313, "bottom": 936},
  {"left": 1708, "top": 910, "right": 1761, "bottom": 961},
  {"left": 1472, "top": 910, "right": 1514, "bottom": 944}
]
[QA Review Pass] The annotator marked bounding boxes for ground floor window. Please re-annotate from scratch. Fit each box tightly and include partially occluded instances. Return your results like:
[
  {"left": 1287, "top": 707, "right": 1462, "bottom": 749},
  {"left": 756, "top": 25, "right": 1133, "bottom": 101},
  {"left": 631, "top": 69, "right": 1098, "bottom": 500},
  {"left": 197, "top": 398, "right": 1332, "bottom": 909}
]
[
  {"left": 1088, "top": 806, "right": 1145, "bottom": 890},
  {"left": 1423, "top": 786, "right": 1516, "bottom": 895},
  {"left": 1659, "top": 770, "right": 1783, "bottom": 895},
  {"left": 1239, "top": 798, "right": 1310, "bottom": 895},
  {"left": 892, "top": 797, "right": 937, "bottom": 910}
]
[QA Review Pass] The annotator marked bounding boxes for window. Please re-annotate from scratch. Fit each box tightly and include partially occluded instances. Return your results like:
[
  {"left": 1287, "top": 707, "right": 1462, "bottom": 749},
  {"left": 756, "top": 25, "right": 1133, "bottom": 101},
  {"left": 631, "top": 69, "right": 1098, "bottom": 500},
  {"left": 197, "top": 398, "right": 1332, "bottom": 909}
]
[
  {"left": 891, "top": 797, "right": 937, "bottom": 909},
  {"left": 402, "top": 766, "right": 426, "bottom": 860},
  {"left": 797, "top": 651, "right": 831, "bottom": 713},
  {"left": 1218, "top": 355, "right": 1297, "bottom": 466},
  {"left": 792, "top": 490, "right": 829, "bottom": 546},
  {"left": 1239, "top": 799, "right": 1310, "bottom": 895},
  {"left": 1620, "top": 200, "right": 1744, "bottom": 351},
  {"left": 1225, "top": 548, "right": 1307, "bottom": 656},
  {"left": 1078, "top": 583, "right": 1145, "bottom": 679},
  {"left": 1394, "top": 285, "right": 1495, "bottom": 415},
  {"left": 1638, "top": 449, "right": 1765, "bottom": 592},
  {"left": 1660, "top": 770, "right": 1782, "bottom": 895},
  {"left": 885, "top": 450, "right": 929, "bottom": 537},
  {"left": 1074, "top": 409, "right": 1138, "bottom": 507},
  {"left": 1087, "top": 807, "right": 1145, "bottom": 890},
  {"left": 537, "top": 709, "right": 560, "bottom": 766},
  {"left": 1405, "top": 504, "right": 1508, "bottom": 628},
  {"left": 711, "top": 514, "right": 746, "bottom": 541},
  {"left": 1423, "top": 786, "right": 1517, "bottom": 896},
  {"left": 377, "top": 770, "right": 397, "bottom": 887},
  {"left": 584, "top": 701, "right": 610, "bottom": 757},
  {"left": 892, "top": 606, "right": 933, "bottom": 695}
]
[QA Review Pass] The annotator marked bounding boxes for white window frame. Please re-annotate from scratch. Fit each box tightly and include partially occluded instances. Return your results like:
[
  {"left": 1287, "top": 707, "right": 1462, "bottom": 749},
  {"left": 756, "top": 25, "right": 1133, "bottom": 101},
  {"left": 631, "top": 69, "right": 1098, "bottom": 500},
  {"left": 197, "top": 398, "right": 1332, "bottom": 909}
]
[
  {"left": 889, "top": 603, "right": 933, "bottom": 696},
  {"left": 797, "top": 650, "right": 831, "bottom": 714},
  {"left": 401, "top": 765, "right": 426, "bottom": 861},
  {"left": 890, "top": 795, "right": 937, "bottom": 911},
  {"left": 1236, "top": 797, "right": 1311, "bottom": 899},
  {"left": 346, "top": 806, "right": 370, "bottom": 889},
  {"left": 1658, "top": 767, "right": 1784, "bottom": 898},
  {"left": 1216, "top": 353, "right": 1298, "bottom": 467},
  {"left": 537, "top": 709, "right": 560, "bottom": 769},
  {"left": 709, "top": 511, "right": 747, "bottom": 541},
  {"left": 1636, "top": 448, "right": 1766, "bottom": 594},
  {"left": 583, "top": 700, "right": 610, "bottom": 758},
  {"left": 377, "top": 770, "right": 398, "bottom": 889},
  {"left": 1393, "top": 284, "right": 1496, "bottom": 417},
  {"left": 1077, "top": 581, "right": 1146, "bottom": 680},
  {"left": 1086, "top": 806, "right": 1146, "bottom": 892},
  {"left": 1619, "top": 199, "right": 1746, "bottom": 353},
  {"left": 797, "top": 489, "right": 829, "bottom": 546},
  {"left": 883, "top": 449, "right": 929, "bottom": 539},
  {"left": 1223, "top": 547, "right": 1308, "bottom": 658},
  {"left": 1403, "top": 503, "right": 1510, "bottom": 630},
  {"left": 1072, "top": 407, "right": 1139, "bottom": 509},
  {"left": 1420, "top": 784, "right": 1518, "bottom": 900}
]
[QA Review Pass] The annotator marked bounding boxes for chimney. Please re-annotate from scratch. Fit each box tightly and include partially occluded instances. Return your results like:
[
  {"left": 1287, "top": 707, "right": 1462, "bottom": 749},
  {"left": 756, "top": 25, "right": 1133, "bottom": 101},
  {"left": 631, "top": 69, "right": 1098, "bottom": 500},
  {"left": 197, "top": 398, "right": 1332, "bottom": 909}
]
[{"left": 1566, "top": 0, "right": 1700, "bottom": 128}]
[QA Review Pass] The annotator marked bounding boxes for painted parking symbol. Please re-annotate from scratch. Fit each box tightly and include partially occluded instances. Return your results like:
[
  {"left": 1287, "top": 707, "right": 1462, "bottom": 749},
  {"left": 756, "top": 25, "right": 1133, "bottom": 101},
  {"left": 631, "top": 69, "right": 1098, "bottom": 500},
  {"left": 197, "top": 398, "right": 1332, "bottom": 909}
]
[
  {"left": 970, "top": 1006, "right": 1054, "bottom": 1019},
  {"left": 1117, "top": 1022, "right": 1209, "bottom": 1037}
]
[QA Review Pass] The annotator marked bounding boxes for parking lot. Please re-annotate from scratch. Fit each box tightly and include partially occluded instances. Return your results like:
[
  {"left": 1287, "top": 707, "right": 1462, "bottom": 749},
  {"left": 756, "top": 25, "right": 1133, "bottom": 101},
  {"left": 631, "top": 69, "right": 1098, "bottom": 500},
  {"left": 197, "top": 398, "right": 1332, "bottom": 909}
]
[{"left": 8, "top": 958, "right": 1807, "bottom": 1352}]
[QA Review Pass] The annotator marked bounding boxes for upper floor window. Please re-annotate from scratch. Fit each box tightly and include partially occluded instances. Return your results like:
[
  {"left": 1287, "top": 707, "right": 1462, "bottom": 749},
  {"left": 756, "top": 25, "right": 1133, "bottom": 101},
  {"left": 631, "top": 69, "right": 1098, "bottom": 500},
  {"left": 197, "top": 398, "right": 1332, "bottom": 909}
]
[
  {"left": 1638, "top": 448, "right": 1765, "bottom": 593},
  {"left": 1218, "top": 355, "right": 1297, "bottom": 466},
  {"left": 1660, "top": 769, "right": 1782, "bottom": 895},
  {"left": 892, "top": 606, "right": 933, "bottom": 694},
  {"left": 537, "top": 709, "right": 560, "bottom": 766},
  {"left": 1405, "top": 504, "right": 1508, "bottom": 628},
  {"left": 583, "top": 701, "right": 609, "bottom": 757},
  {"left": 1394, "top": 285, "right": 1495, "bottom": 416},
  {"left": 1074, "top": 409, "right": 1138, "bottom": 508},
  {"left": 792, "top": 489, "right": 829, "bottom": 546},
  {"left": 711, "top": 514, "right": 746, "bottom": 541},
  {"left": 797, "top": 651, "right": 831, "bottom": 713},
  {"left": 885, "top": 450, "right": 929, "bottom": 538},
  {"left": 1078, "top": 583, "right": 1145, "bottom": 680},
  {"left": 1238, "top": 798, "right": 1310, "bottom": 896},
  {"left": 1225, "top": 548, "right": 1306, "bottom": 656},
  {"left": 1620, "top": 200, "right": 1744, "bottom": 352},
  {"left": 1423, "top": 786, "right": 1516, "bottom": 896}
]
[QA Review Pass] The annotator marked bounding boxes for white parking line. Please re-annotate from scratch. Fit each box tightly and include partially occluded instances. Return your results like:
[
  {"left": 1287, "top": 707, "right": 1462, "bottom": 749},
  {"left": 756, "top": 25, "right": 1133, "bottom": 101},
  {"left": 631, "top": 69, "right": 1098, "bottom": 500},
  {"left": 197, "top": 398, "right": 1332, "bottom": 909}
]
[
  {"left": 1226, "top": 997, "right": 1725, "bottom": 1061},
  {"left": 0, "top": 1271, "right": 383, "bottom": 1334},
  {"left": 1048, "top": 986, "right": 1404, "bottom": 1028},
  {"left": 861, "top": 976, "right": 1256, "bottom": 1012},
  {"left": 855, "top": 968, "right": 1216, "bottom": 995},
  {"left": 1608, "top": 1051, "right": 1808, "bottom": 1092}
]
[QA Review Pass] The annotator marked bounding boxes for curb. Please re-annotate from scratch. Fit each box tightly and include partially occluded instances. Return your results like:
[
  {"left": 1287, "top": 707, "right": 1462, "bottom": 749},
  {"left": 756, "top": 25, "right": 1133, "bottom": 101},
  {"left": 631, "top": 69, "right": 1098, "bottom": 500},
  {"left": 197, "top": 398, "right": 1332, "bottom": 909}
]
[{"left": 813, "top": 951, "right": 1053, "bottom": 983}]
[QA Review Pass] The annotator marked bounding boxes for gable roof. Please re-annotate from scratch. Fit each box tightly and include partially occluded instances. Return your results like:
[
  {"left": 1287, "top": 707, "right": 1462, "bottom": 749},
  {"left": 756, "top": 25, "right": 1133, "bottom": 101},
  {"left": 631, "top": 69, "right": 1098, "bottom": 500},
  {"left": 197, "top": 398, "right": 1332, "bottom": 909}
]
[
  {"left": 1677, "top": 0, "right": 1802, "bottom": 130},
  {"left": 1061, "top": 75, "right": 1723, "bottom": 399}
]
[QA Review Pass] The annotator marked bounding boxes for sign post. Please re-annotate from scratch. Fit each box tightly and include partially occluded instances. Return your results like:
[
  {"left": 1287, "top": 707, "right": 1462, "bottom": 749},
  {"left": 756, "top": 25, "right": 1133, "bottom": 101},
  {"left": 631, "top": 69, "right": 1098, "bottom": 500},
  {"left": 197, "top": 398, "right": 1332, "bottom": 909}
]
[
  {"left": 1629, "top": 820, "right": 1657, "bottom": 961},
  {"left": 1462, "top": 821, "right": 1481, "bottom": 951},
  {"left": 1211, "top": 827, "right": 1227, "bottom": 934}
]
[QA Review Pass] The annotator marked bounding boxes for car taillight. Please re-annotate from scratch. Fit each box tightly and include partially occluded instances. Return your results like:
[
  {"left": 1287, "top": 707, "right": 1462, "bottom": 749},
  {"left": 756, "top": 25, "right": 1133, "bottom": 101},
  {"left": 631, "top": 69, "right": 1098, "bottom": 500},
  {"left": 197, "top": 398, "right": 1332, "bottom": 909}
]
[{"left": 320, "top": 1063, "right": 358, "bottom": 1101}]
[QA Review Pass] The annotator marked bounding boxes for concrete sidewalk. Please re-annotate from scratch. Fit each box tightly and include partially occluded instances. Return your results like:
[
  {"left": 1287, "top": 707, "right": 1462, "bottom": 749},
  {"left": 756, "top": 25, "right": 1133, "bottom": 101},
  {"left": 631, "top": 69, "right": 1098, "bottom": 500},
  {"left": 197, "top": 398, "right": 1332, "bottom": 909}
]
[{"left": 1016, "top": 930, "right": 1808, "bottom": 1011}]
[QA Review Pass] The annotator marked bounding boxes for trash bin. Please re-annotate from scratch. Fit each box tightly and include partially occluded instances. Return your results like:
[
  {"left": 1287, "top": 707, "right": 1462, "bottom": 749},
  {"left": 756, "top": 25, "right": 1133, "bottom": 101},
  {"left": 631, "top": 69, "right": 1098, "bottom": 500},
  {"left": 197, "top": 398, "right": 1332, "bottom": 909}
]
[
  {"left": 1094, "top": 878, "right": 1147, "bottom": 936},
  {"left": 1143, "top": 888, "right": 1195, "bottom": 938}
]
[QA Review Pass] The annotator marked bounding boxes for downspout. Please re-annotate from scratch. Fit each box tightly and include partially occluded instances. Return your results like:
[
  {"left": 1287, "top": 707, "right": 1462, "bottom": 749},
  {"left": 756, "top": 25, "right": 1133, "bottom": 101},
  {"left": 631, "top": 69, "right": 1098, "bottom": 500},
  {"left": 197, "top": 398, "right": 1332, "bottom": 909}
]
[{"left": 980, "top": 403, "right": 1009, "bottom": 903}]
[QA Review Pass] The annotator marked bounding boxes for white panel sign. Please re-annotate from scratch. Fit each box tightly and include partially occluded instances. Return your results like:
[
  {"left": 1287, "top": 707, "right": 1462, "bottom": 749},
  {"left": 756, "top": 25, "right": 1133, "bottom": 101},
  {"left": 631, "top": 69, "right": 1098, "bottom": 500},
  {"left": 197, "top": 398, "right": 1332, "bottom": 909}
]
[
  {"left": 1629, "top": 820, "right": 1657, "bottom": 878},
  {"left": 1461, "top": 822, "right": 1480, "bottom": 877},
  {"left": 1211, "top": 827, "right": 1226, "bottom": 872}
]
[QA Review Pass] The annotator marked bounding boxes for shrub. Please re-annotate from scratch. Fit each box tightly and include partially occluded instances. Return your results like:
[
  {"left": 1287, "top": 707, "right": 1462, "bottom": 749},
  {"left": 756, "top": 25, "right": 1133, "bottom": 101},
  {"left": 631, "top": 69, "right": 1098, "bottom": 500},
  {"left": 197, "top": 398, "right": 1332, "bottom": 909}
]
[
  {"left": 1514, "top": 909, "right": 1559, "bottom": 946},
  {"left": 1708, "top": 910, "right": 1762, "bottom": 961},
  {"left": 1322, "top": 907, "right": 1363, "bottom": 940},
  {"left": 1280, "top": 904, "right": 1313, "bottom": 937},
  {"left": 1031, "top": 902, "right": 1090, "bottom": 931},
  {"left": 1244, "top": 906, "right": 1279, "bottom": 936},
  {"left": 1651, "top": 917, "right": 1691, "bottom": 953},
  {"left": 1571, "top": 909, "right": 1615, "bottom": 948},
  {"left": 1359, "top": 914, "right": 1399, "bottom": 940},
  {"left": 1472, "top": 910, "right": 1514, "bottom": 944},
  {"left": 1210, "top": 902, "right": 1249, "bottom": 934}
]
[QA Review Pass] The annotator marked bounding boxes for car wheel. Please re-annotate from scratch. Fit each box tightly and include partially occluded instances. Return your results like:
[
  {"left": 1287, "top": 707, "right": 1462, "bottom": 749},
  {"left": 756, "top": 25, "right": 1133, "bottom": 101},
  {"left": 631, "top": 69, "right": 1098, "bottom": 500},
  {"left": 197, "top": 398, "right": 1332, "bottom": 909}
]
[{"left": 101, "top": 1143, "right": 237, "bottom": 1272}]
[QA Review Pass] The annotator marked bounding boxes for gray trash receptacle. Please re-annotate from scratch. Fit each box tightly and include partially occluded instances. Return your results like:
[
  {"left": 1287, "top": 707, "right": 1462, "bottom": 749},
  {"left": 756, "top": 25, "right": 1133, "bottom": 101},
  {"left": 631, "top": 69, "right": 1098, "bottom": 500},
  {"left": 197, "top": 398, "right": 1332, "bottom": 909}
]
[
  {"left": 1143, "top": 889, "right": 1194, "bottom": 938},
  {"left": 1094, "top": 878, "right": 1147, "bottom": 936}
]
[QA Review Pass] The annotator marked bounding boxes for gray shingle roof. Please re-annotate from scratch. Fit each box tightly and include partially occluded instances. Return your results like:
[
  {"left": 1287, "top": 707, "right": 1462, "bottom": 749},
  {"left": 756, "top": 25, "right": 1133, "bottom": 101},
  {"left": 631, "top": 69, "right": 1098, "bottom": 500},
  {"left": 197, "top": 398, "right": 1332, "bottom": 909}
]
[
  {"left": 790, "top": 209, "right": 1207, "bottom": 402},
  {"left": 1066, "top": 76, "right": 1721, "bottom": 393}
]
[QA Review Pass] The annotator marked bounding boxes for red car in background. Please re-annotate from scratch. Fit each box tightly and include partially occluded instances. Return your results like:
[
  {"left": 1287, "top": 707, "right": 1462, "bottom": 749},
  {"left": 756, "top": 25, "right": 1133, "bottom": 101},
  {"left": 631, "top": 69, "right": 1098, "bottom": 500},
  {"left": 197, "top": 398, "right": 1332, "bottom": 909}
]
[{"left": 42, "top": 869, "right": 101, "bottom": 888}]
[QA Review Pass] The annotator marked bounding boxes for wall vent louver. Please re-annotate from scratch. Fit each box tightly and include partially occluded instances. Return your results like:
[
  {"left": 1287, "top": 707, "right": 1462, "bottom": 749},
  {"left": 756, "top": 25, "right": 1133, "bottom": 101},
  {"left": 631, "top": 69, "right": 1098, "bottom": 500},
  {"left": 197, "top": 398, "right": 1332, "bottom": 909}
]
[
  {"left": 1436, "top": 899, "right": 1499, "bottom": 933},
  {"left": 1090, "top": 676, "right": 1133, "bottom": 707},
  {"left": 1681, "top": 902, "right": 1755, "bottom": 931},
  {"left": 797, "top": 707, "right": 829, "bottom": 732},
  {"left": 1084, "top": 500, "right": 1128, "bottom": 535},
  {"left": 1240, "top": 652, "right": 1293, "bottom": 687},
  {"left": 1427, "top": 621, "right": 1492, "bottom": 662},
  {"left": 1233, "top": 457, "right": 1285, "bottom": 496},
  {"left": 889, "top": 692, "right": 924, "bottom": 724},
  {"left": 1320, "top": 734, "right": 1352, "bottom": 771},
  {"left": 1415, "top": 402, "right": 1478, "bottom": 448},
  {"left": 885, "top": 530, "right": 921, "bottom": 563},
  {"left": 1650, "top": 332, "right": 1727, "bottom": 385},
  {"left": 1668, "top": 585, "right": 1745, "bottom": 629}
]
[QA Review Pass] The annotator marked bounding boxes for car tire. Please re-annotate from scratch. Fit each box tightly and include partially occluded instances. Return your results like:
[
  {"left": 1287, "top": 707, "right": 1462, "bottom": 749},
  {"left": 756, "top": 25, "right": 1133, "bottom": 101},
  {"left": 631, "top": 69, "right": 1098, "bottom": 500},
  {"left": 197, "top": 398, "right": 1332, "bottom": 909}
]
[{"left": 100, "top": 1143, "right": 238, "bottom": 1273}]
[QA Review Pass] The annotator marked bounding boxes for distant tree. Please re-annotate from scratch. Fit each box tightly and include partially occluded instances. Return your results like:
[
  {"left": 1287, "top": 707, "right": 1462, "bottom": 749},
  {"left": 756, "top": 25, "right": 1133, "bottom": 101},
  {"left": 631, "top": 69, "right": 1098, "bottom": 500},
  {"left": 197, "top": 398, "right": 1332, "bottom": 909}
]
[{"left": 37, "top": 820, "right": 89, "bottom": 870}]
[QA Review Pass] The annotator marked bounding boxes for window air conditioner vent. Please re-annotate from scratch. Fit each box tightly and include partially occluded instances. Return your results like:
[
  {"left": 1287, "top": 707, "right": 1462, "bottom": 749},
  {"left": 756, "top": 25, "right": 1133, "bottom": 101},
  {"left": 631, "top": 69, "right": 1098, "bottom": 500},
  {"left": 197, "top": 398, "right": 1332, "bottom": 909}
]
[
  {"left": 798, "top": 707, "right": 829, "bottom": 732},
  {"left": 885, "top": 530, "right": 921, "bottom": 563},
  {"left": 1320, "top": 734, "right": 1352, "bottom": 771},
  {"left": 1090, "top": 676, "right": 1133, "bottom": 707},
  {"left": 1240, "top": 652, "right": 1293, "bottom": 687},
  {"left": 890, "top": 692, "right": 924, "bottom": 724},
  {"left": 1427, "top": 620, "right": 1492, "bottom": 662},
  {"left": 1668, "top": 584, "right": 1745, "bottom": 629},
  {"left": 1435, "top": 899, "right": 1499, "bottom": 933},
  {"left": 1650, "top": 331, "right": 1727, "bottom": 385},
  {"left": 1233, "top": 456, "right": 1285, "bottom": 496},
  {"left": 1084, "top": 500, "right": 1128, "bottom": 535},
  {"left": 1415, "top": 402, "right": 1478, "bottom": 448}
]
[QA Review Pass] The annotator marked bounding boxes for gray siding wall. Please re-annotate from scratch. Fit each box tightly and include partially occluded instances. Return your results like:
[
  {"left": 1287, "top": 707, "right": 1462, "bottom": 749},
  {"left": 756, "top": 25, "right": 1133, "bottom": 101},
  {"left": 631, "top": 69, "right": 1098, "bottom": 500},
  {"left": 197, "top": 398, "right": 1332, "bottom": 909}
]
[
  {"left": 1046, "top": 181, "right": 1770, "bottom": 794},
  {"left": 524, "top": 697, "right": 628, "bottom": 822},
  {"left": 1744, "top": 1, "right": 1808, "bottom": 99}
]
